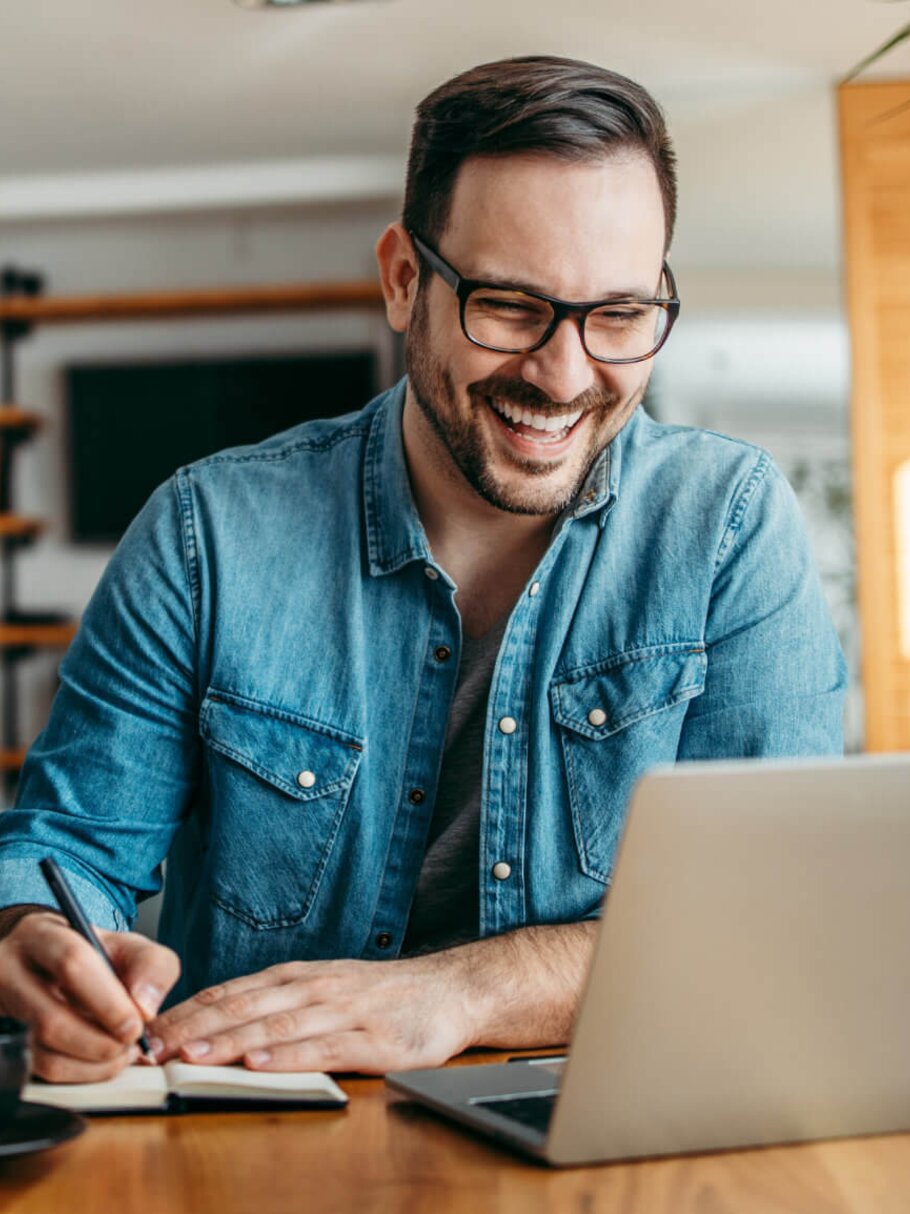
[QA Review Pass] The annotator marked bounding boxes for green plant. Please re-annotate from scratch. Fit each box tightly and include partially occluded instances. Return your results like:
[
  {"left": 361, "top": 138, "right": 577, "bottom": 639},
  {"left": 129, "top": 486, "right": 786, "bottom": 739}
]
[{"left": 844, "top": 0, "right": 910, "bottom": 81}]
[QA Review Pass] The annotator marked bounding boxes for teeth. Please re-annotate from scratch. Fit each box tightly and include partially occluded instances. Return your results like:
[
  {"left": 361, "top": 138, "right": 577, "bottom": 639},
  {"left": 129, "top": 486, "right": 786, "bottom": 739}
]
[{"left": 492, "top": 399, "right": 583, "bottom": 434}]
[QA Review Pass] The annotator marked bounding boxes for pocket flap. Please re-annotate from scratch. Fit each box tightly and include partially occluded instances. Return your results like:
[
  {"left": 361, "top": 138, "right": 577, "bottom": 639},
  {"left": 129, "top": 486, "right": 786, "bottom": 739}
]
[
  {"left": 551, "top": 644, "right": 706, "bottom": 740},
  {"left": 200, "top": 690, "right": 363, "bottom": 801}
]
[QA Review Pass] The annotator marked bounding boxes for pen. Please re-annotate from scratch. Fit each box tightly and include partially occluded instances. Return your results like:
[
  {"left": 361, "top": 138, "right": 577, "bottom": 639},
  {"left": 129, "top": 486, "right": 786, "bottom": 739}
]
[{"left": 39, "top": 856, "right": 153, "bottom": 1058}]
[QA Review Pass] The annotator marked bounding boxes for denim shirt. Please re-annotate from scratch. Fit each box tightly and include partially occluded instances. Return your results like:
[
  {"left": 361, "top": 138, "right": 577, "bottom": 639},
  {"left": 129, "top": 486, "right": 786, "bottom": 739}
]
[{"left": 0, "top": 381, "right": 845, "bottom": 1003}]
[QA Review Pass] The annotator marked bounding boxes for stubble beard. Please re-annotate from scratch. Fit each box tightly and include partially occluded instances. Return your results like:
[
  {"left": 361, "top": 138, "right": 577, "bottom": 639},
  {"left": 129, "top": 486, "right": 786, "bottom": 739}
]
[{"left": 405, "top": 292, "right": 635, "bottom": 517}]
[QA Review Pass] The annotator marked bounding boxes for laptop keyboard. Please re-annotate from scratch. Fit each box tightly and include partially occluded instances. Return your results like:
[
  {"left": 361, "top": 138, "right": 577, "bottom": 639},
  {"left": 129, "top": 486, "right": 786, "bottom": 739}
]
[{"left": 473, "top": 1092, "right": 557, "bottom": 1134}]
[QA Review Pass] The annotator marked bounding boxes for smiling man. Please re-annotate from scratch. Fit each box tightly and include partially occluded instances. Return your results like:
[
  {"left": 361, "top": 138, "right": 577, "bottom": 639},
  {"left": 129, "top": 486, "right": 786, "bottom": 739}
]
[{"left": 0, "top": 56, "right": 845, "bottom": 1082}]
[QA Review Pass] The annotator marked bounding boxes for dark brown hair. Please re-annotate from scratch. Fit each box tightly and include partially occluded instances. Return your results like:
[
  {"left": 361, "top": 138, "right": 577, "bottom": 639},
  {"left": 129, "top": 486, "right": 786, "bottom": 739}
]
[{"left": 403, "top": 55, "right": 677, "bottom": 254}]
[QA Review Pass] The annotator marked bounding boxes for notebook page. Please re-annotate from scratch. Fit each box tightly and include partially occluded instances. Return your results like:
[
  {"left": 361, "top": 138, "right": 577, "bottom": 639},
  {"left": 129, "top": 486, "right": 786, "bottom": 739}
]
[
  {"left": 23, "top": 1065, "right": 170, "bottom": 1111},
  {"left": 165, "top": 1062, "right": 347, "bottom": 1103}
]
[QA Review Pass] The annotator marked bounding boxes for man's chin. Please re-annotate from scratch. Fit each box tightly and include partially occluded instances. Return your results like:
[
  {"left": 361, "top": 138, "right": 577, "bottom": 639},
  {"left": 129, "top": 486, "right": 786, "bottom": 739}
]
[{"left": 468, "top": 463, "right": 585, "bottom": 517}]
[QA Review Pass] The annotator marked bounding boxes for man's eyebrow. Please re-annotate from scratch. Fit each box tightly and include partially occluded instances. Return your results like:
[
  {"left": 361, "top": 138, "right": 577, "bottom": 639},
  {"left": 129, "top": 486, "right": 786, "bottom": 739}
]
[{"left": 474, "top": 272, "right": 657, "bottom": 300}]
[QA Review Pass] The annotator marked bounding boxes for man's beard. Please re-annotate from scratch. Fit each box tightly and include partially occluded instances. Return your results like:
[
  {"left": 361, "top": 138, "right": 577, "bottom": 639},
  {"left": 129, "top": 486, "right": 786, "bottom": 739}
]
[{"left": 405, "top": 293, "right": 625, "bottom": 517}]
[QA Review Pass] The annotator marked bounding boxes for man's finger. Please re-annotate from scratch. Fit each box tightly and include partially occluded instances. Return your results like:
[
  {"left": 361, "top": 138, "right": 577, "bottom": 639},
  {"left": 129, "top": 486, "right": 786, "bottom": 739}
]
[
  {"left": 1, "top": 958, "right": 136, "bottom": 1063},
  {"left": 101, "top": 930, "right": 181, "bottom": 1020},
  {"left": 244, "top": 1029, "right": 387, "bottom": 1075},
  {"left": 150, "top": 964, "right": 308, "bottom": 1056},
  {"left": 152, "top": 977, "right": 311, "bottom": 1061},
  {"left": 26, "top": 919, "right": 145, "bottom": 1041},
  {"left": 153, "top": 963, "right": 303, "bottom": 1033},
  {"left": 179, "top": 996, "right": 350, "bottom": 1066},
  {"left": 32, "top": 1042, "right": 140, "bottom": 1085}
]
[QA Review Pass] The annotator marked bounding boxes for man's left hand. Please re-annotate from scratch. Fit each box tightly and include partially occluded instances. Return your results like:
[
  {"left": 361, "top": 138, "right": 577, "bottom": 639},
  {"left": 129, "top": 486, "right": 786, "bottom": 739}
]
[{"left": 148, "top": 954, "right": 478, "bottom": 1074}]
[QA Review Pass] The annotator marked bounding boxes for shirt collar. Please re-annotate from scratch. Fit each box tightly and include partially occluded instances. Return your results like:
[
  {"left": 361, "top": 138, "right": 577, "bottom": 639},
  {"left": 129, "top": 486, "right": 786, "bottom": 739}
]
[
  {"left": 364, "top": 379, "right": 433, "bottom": 577},
  {"left": 363, "top": 378, "right": 637, "bottom": 573},
  {"left": 568, "top": 404, "right": 638, "bottom": 526}
]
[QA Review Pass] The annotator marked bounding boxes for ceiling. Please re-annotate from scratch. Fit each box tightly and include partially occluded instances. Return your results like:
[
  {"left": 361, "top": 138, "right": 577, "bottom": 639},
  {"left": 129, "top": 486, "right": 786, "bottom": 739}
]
[{"left": 1, "top": 0, "right": 908, "bottom": 268}]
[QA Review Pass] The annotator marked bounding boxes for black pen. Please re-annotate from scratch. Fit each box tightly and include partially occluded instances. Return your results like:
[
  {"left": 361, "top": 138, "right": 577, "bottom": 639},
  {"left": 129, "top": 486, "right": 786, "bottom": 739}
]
[{"left": 39, "top": 856, "right": 153, "bottom": 1057}]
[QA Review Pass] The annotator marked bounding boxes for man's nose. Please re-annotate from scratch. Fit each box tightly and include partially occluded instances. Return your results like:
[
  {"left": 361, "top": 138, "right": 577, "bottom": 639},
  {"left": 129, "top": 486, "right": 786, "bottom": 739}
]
[{"left": 519, "top": 317, "right": 597, "bottom": 404}]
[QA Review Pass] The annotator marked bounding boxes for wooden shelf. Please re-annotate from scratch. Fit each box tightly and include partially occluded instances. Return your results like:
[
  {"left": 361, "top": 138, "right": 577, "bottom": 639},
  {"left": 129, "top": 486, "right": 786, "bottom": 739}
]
[
  {"left": 0, "top": 407, "right": 43, "bottom": 436},
  {"left": 0, "top": 621, "right": 78, "bottom": 649},
  {"left": 0, "top": 515, "right": 45, "bottom": 544},
  {"left": 0, "top": 281, "right": 385, "bottom": 326},
  {"left": 0, "top": 747, "right": 25, "bottom": 773}
]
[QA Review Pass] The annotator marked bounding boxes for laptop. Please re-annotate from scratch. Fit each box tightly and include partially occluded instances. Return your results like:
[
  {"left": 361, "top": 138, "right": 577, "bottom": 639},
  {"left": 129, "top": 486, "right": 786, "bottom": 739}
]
[{"left": 387, "top": 754, "right": 910, "bottom": 1166}]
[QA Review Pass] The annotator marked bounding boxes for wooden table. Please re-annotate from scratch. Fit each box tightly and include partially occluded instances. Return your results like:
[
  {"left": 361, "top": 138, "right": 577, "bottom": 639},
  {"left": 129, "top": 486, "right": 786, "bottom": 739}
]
[{"left": 3, "top": 1053, "right": 910, "bottom": 1214}]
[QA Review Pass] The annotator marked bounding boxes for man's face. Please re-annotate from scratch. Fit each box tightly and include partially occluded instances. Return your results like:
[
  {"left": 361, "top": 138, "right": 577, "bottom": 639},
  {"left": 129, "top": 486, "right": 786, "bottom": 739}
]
[{"left": 405, "top": 152, "right": 668, "bottom": 516}]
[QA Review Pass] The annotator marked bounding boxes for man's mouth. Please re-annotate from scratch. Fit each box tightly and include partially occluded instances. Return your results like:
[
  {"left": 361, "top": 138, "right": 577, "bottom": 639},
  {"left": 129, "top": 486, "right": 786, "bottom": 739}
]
[{"left": 485, "top": 397, "right": 584, "bottom": 444}]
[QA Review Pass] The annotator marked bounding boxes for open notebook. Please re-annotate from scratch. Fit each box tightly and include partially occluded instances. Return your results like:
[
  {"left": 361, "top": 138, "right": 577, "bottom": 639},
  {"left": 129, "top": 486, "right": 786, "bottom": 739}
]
[{"left": 24, "top": 1062, "right": 348, "bottom": 1114}]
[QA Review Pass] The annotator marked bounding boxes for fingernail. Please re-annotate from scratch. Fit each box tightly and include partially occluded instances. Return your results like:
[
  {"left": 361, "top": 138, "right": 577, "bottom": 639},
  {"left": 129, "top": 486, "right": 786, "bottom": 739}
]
[
  {"left": 247, "top": 1050, "right": 271, "bottom": 1067},
  {"left": 127, "top": 1044, "right": 141, "bottom": 1063},
  {"left": 183, "top": 1039, "right": 211, "bottom": 1059},
  {"left": 133, "top": 983, "right": 163, "bottom": 1018},
  {"left": 116, "top": 1017, "right": 142, "bottom": 1041},
  {"left": 148, "top": 1036, "right": 165, "bottom": 1060}
]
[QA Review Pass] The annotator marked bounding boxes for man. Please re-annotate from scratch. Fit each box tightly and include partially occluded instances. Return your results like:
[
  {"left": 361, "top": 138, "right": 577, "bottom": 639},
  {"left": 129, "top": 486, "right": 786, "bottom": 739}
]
[{"left": 0, "top": 56, "right": 845, "bottom": 1084}]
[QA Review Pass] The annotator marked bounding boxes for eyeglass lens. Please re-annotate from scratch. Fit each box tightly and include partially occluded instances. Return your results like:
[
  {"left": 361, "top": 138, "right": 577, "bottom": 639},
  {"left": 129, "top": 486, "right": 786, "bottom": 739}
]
[{"left": 464, "top": 288, "right": 669, "bottom": 361}]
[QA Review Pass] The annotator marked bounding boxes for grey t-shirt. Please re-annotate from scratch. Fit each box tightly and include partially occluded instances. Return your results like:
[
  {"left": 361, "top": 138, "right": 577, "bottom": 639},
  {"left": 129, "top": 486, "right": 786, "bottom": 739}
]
[{"left": 401, "top": 620, "right": 507, "bottom": 955}]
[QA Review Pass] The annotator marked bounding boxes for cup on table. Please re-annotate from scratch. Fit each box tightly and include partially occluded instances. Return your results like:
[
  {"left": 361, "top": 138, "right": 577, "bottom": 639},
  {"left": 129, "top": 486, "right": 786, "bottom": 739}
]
[{"left": 0, "top": 1017, "right": 31, "bottom": 1126}]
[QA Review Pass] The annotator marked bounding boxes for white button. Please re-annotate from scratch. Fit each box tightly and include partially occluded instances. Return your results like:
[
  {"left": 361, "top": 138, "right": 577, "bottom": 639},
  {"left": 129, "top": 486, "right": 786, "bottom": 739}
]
[
  {"left": 424, "top": 567, "right": 439, "bottom": 581},
  {"left": 529, "top": 581, "right": 541, "bottom": 598},
  {"left": 492, "top": 862, "right": 512, "bottom": 881},
  {"left": 296, "top": 770, "right": 317, "bottom": 789},
  {"left": 587, "top": 708, "right": 607, "bottom": 727},
  {"left": 498, "top": 716, "right": 517, "bottom": 735}
]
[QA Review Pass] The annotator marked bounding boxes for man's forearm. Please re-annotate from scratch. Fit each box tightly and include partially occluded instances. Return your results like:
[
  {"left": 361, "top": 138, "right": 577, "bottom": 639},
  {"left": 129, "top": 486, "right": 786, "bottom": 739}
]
[{"left": 442, "top": 920, "right": 599, "bottom": 1051}]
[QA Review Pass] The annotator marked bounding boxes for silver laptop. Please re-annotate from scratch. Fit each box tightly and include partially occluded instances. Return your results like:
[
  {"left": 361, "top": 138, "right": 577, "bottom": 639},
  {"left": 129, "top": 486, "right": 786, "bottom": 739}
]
[{"left": 387, "top": 754, "right": 910, "bottom": 1166}]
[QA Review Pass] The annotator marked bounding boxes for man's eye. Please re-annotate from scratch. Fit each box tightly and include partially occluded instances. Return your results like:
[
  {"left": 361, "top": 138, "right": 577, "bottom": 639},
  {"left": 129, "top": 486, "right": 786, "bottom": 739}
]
[
  {"left": 589, "top": 307, "right": 649, "bottom": 326},
  {"left": 475, "top": 296, "right": 541, "bottom": 317}
]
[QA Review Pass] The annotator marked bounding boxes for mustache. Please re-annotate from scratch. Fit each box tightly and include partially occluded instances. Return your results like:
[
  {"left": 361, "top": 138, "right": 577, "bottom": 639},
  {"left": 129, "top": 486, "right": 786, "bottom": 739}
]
[{"left": 469, "top": 375, "right": 618, "bottom": 416}]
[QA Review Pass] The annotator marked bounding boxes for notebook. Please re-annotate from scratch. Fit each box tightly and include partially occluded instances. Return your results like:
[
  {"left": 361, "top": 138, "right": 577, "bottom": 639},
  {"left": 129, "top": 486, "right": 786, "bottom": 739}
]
[
  {"left": 388, "top": 754, "right": 910, "bottom": 1165},
  {"left": 24, "top": 1061, "right": 347, "bottom": 1114}
]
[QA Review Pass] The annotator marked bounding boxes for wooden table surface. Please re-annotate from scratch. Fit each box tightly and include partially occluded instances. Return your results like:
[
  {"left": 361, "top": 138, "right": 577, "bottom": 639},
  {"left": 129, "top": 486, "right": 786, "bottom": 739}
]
[{"left": 3, "top": 1053, "right": 910, "bottom": 1214}]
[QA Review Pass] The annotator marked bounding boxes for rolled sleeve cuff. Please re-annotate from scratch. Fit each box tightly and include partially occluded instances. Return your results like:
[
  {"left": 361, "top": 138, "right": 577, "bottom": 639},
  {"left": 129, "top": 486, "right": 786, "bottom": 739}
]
[{"left": 0, "top": 856, "right": 126, "bottom": 931}]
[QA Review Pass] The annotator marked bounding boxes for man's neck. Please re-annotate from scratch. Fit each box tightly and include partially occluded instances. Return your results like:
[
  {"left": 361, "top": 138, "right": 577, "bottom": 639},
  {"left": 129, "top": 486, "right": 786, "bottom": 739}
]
[{"left": 402, "top": 391, "right": 556, "bottom": 637}]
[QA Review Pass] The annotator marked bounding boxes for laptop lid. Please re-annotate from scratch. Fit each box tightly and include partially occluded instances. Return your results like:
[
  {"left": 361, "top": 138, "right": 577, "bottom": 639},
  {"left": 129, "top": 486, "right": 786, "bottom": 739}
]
[
  {"left": 547, "top": 754, "right": 910, "bottom": 1164},
  {"left": 389, "top": 755, "right": 910, "bottom": 1167}
]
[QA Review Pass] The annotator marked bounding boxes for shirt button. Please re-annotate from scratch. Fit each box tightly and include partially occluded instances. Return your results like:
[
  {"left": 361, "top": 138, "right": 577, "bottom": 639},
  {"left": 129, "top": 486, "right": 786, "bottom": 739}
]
[
  {"left": 375, "top": 932, "right": 392, "bottom": 949},
  {"left": 434, "top": 645, "right": 452, "bottom": 662},
  {"left": 296, "top": 770, "right": 317, "bottom": 789},
  {"left": 424, "top": 566, "right": 439, "bottom": 581},
  {"left": 528, "top": 581, "right": 541, "bottom": 598},
  {"left": 408, "top": 788, "right": 426, "bottom": 804},
  {"left": 498, "top": 716, "right": 517, "bottom": 735},
  {"left": 492, "top": 862, "right": 512, "bottom": 881},
  {"left": 587, "top": 708, "right": 607, "bottom": 727}
]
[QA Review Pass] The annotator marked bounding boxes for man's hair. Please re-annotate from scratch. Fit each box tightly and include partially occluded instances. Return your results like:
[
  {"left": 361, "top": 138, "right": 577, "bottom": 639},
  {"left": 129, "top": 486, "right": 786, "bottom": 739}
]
[{"left": 403, "top": 55, "right": 677, "bottom": 255}]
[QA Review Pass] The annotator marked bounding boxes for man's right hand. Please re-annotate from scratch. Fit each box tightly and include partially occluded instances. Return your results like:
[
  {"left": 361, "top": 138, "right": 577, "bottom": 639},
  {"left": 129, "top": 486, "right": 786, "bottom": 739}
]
[{"left": 0, "top": 907, "right": 180, "bottom": 1083}]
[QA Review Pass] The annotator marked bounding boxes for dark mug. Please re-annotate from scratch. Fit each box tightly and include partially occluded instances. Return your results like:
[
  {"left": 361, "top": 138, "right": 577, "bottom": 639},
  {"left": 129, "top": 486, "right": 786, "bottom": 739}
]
[{"left": 0, "top": 1017, "right": 31, "bottom": 1125}]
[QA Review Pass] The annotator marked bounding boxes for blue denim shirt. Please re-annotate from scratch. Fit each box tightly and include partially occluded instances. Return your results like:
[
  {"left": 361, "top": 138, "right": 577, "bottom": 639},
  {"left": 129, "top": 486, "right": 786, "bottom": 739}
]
[{"left": 0, "top": 381, "right": 845, "bottom": 1003}]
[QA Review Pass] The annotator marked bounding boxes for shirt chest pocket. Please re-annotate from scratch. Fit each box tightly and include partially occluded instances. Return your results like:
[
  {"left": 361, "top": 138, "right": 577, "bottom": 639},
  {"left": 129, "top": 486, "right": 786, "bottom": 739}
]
[
  {"left": 199, "top": 690, "right": 364, "bottom": 929},
  {"left": 550, "top": 644, "right": 706, "bottom": 884}
]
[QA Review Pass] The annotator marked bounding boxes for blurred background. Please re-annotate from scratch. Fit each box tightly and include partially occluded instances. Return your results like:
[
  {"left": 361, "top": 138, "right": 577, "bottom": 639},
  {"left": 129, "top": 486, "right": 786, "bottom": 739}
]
[{"left": 2, "top": 0, "right": 909, "bottom": 783}]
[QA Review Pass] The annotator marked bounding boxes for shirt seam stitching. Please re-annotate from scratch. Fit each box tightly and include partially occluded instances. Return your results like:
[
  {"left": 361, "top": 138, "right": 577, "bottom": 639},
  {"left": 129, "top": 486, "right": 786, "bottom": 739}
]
[
  {"left": 173, "top": 471, "right": 201, "bottom": 651},
  {"left": 714, "top": 450, "right": 772, "bottom": 574},
  {"left": 187, "top": 425, "right": 372, "bottom": 472}
]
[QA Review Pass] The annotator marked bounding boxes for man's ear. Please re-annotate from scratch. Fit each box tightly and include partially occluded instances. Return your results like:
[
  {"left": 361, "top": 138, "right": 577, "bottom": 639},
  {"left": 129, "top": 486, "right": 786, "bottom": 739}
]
[{"left": 375, "top": 222, "right": 420, "bottom": 334}]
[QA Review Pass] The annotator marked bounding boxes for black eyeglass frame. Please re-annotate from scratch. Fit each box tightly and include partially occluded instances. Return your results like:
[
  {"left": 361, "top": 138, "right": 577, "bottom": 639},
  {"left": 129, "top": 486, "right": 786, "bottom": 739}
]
[{"left": 409, "top": 230, "right": 680, "bottom": 366}]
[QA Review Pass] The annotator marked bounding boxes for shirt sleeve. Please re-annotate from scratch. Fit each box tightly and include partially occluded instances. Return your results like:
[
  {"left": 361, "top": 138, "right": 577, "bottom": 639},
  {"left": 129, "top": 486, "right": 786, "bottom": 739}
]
[
  {"left": 0, "top": 476, "right": 199, "bottom": 929},
  {"left": 677, "top": 453, "right": 847, "bottom": 760}
]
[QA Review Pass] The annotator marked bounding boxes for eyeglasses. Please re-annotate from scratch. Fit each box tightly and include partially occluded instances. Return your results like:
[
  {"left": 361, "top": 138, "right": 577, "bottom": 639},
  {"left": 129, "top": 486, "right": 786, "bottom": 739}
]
[{"left": 409, "top": 231, "right": 680, "bottom": 366}]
